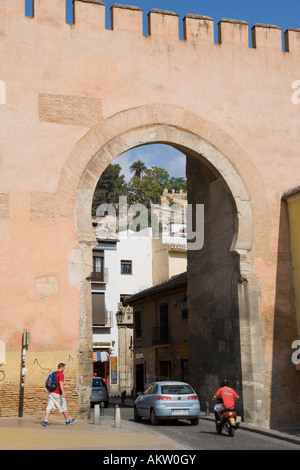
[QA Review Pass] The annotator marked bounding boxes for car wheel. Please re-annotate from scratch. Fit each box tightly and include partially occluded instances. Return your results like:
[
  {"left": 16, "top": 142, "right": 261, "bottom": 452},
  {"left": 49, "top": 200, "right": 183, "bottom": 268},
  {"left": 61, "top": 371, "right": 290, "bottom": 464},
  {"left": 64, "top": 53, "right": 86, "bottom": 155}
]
[
  {"left": 134, "top": 406, "right": 142, "bottom": 422},
  {"left": 190, "top": 418, "right": 199, "bottom": 425},
  {"left": 150, "top": 408, "right": 159, "bottom": 425}
]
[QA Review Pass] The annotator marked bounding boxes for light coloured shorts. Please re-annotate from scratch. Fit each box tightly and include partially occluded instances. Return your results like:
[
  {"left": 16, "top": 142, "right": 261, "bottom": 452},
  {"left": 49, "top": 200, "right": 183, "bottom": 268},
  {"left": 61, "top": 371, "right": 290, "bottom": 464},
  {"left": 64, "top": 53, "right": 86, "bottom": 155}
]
[
  {"left": 214, "top": 403, "right": 224, "bottom": 412},
  {"left": 46, "top": 392, "right": 67, "bottom": 413}
]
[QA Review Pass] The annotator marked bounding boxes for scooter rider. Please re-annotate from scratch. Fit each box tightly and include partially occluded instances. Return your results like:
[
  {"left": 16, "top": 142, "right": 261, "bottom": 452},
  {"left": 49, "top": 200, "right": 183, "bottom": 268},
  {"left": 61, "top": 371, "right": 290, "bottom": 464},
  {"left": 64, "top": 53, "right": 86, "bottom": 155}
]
[{"left": 212, "top": 379, "right": 239, "bottom": 423}]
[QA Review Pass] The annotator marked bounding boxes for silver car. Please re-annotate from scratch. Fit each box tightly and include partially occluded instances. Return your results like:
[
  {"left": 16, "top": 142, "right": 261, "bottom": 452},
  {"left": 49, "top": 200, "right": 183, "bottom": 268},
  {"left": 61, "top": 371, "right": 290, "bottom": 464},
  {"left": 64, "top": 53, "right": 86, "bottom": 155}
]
[
  {"left": 90, "top": 377, "right": 109, "bottom": 408},
  {"left": 134, "top": 381, "right": 200, "bottom": 425}
]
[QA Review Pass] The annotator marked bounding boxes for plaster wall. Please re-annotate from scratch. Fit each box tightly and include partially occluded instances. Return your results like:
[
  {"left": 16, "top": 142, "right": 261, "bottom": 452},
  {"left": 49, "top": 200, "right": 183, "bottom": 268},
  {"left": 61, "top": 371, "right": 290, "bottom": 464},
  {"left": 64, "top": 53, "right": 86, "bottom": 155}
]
[{"left": 0, "top": 0, "right": 299, "bottom": 425}]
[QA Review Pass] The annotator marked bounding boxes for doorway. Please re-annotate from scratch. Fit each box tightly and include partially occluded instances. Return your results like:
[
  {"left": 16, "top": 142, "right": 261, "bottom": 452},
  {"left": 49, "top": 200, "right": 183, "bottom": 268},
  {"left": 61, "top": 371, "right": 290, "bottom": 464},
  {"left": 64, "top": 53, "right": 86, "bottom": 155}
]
[{"left": 135, "top": 363, "right": 144, "bottom": 395}]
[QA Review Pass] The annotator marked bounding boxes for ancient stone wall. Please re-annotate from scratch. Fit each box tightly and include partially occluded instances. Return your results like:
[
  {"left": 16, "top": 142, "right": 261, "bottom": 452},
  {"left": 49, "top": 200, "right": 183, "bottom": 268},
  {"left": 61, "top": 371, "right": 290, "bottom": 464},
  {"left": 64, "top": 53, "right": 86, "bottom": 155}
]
[{"left": 0, "top": 0, "right": 299, "bottom": 426}]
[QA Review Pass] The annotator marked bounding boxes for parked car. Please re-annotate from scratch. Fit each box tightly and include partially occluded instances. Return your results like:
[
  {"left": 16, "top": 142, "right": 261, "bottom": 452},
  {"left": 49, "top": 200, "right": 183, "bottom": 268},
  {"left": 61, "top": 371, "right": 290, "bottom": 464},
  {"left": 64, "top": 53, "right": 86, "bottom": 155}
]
[
  {"left": 90, "top": 377, "right": 109, "bottom": 408},
  {"left": 134, "top": 381, "right": 200, "bottom": 425}
]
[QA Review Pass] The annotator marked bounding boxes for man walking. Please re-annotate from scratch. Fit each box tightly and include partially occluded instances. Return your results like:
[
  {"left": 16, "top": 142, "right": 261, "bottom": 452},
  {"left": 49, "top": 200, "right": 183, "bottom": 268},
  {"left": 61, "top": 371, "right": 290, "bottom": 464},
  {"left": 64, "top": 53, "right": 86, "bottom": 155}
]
[{"left": 42, "top": 362, "right": 75, "bottom": 426}]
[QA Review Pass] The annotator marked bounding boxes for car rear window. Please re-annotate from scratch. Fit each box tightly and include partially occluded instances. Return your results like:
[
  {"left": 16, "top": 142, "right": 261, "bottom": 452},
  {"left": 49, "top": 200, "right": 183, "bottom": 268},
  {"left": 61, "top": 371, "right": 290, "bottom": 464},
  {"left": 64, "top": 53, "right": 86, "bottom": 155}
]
[
  {"left": 93, "top": 378, "right": 106, "bottom": 387},
  {"left": 161, "top": 384, "right": 194, "bottom": 395}
]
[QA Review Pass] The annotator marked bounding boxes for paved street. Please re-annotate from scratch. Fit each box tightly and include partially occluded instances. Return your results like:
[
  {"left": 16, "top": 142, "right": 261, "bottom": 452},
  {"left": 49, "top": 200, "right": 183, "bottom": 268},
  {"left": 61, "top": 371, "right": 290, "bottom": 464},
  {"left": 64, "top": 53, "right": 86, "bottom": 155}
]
[
  {"left": 0, "top": 399, "right": 299, "bottom": 454},
  {"left": 110, "top": 404, "right": 300, "bottom": 451}
]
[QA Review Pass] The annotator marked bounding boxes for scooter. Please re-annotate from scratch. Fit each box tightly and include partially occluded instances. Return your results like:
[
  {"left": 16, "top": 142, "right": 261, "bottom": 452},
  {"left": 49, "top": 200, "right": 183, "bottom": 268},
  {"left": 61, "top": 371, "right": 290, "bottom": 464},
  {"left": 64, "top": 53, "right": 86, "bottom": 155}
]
[{"left": 215, "top": 408, "right": 240, "bottom": 437}]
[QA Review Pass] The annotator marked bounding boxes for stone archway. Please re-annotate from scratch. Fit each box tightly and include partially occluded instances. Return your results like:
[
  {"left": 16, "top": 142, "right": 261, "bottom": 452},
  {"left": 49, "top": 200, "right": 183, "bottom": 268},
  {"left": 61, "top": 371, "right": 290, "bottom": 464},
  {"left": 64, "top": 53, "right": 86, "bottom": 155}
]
[{"left": 58, "top": 104, "right": 270, "bottom": 427}]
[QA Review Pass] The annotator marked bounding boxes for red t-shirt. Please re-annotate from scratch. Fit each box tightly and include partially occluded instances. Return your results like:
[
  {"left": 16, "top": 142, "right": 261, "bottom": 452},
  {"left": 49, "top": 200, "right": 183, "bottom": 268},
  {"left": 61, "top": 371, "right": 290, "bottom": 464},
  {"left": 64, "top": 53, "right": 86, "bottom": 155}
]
[
  {"left": 53, "top": 371, "right": 64, "bottom": 395},
  {"left": 215, "top": 386, "right": 238, "bottom": 408}
]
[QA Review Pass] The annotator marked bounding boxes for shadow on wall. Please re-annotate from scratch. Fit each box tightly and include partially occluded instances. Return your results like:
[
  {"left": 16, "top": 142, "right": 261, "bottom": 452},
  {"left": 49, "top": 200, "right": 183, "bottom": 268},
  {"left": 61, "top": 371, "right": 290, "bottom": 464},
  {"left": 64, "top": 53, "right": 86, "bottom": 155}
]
[
  {"left": 186, "top": 154, "right": 244, "bottom": 420},
  {"left": 271, "top": 200, "right": 300, "bottom": 428}
]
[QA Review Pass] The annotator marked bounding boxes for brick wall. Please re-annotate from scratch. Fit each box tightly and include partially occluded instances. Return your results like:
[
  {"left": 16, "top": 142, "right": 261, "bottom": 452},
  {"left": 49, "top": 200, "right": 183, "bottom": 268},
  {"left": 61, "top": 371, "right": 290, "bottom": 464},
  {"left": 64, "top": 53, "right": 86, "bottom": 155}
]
[{"left": 0, "top": 351, "right": 78, "bottom": 417}]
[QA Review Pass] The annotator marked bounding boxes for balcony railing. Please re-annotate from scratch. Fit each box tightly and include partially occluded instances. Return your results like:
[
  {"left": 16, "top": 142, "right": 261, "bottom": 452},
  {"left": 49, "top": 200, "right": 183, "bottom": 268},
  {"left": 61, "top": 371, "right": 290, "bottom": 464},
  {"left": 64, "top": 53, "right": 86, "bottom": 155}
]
[
  {"left": 152, "top": 324, "right": 171, "bottom": 346},
  {"left": 90, "top": 267, "right": 109, "bottom": 283},
  {"left": 93, "top": 310, "right": 113, "bottom": 328}
]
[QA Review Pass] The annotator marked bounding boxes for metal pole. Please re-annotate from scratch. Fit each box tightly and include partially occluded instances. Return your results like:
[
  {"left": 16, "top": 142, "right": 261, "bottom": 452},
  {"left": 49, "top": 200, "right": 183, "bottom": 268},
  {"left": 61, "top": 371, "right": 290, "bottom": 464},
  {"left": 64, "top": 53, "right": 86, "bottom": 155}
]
[
  {"left": 19, "top": 329, "right": 29, "bottom": 418},
  {"left": 19, "top": 330, "right": 26, "bottom": 417}
]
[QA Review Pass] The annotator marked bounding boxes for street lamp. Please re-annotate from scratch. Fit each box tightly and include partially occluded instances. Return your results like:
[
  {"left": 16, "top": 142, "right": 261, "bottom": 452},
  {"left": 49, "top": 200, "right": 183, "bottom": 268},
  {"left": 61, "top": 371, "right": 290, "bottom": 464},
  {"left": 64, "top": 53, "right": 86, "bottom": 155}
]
[
  {"left": 180, "top": 295, "right": 188, "bottom": 321},
  {"left": 116, "top": 310, "right": 123, "bottom": 323},
  {"left": 180, "top": 295, "right": 187, "bottom": 311}
]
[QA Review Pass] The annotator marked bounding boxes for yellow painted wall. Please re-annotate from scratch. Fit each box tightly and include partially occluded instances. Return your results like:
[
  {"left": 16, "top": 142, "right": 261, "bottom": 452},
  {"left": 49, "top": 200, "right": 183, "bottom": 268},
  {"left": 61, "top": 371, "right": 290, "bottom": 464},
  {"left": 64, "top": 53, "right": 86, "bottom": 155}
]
[
  {"left": 0, "top": 351, "right": 78, "bottom": 417},
  {"left": 287, "top": 194, "right": 300, "bottom": 336}
]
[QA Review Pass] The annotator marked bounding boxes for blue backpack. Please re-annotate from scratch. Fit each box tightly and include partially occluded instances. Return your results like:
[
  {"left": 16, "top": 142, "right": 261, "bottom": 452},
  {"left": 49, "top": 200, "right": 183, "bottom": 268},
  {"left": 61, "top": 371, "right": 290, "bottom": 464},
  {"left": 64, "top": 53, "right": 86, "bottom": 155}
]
[{"left": 45, "top": 371, "right": 57, "bottom": 392}]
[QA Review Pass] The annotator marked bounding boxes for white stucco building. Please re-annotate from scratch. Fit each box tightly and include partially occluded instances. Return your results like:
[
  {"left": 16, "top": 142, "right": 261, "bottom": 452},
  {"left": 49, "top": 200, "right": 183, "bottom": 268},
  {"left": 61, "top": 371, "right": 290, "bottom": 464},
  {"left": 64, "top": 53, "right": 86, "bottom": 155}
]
[{"left": 91, "top": 227, "right": 153, "bottom": 395}]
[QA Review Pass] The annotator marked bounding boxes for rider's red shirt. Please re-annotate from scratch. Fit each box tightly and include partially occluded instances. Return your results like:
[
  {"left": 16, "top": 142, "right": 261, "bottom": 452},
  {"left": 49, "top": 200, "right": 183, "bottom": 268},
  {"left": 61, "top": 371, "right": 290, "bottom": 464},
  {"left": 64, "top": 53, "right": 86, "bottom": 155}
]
[{"left": 215, "top": 386, "right": 238, "bottom": 408}]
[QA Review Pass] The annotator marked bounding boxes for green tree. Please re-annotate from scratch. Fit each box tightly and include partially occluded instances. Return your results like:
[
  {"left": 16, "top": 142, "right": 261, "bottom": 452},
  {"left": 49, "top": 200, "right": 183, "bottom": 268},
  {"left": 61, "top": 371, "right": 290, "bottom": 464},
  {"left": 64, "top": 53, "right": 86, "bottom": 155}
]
[
  {"left": 92, "top": 164, "right": 127, "bottom": 215},
  {"left": 166, "top": 176, "right": 187, "bottom": 193},
  {"left": 127, "top": 166, "right": 170, "bottom": 208},
  {"left": 129, "top": 160, "right": 147, "bottom": 179}
]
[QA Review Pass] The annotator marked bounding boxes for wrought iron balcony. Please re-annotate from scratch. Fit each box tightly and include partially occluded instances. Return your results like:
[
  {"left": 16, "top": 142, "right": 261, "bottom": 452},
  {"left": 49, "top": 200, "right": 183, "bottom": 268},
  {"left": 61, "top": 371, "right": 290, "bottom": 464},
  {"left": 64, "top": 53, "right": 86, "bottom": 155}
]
[{"left": 90, "top": 267, "right": 109, "bottom": 283}]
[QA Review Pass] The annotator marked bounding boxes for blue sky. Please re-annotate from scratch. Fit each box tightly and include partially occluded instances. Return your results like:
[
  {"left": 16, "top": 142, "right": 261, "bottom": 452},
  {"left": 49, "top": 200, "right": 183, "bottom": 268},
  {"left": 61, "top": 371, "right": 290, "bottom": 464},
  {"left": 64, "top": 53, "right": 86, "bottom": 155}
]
[
  {"left": 66, "top": 0, "right": 300, "bottom": 33},
  {"left": 63, "top": 0, "right": 300, "bottom": 180},
  {"left": 115, "top": 145, "right": 186, "bottom": 182}
]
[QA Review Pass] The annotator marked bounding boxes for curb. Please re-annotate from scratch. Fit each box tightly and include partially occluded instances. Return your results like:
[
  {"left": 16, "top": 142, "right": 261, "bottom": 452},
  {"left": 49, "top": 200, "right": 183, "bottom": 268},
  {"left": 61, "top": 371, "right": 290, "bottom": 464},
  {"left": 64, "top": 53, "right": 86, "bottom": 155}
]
[
  {"left": 199, "top": 414, "right": 300, "bottom": 446},
  {"left": 111, "top": 399, "right": 300, "bottom": 447}
]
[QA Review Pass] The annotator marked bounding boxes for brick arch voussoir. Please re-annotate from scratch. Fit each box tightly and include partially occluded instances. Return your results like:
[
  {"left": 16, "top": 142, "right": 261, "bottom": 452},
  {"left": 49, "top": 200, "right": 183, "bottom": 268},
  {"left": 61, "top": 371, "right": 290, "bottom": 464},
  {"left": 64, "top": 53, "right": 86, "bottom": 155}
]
[{"left": 56, "top": 104, "right": 269, "bottom": 254}]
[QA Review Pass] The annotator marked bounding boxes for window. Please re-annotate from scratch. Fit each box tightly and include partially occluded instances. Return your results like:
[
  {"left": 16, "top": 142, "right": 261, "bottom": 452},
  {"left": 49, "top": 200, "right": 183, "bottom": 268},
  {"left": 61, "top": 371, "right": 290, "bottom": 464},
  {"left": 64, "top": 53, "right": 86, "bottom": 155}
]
[
  {"left": 144, "top": 383, "right": 158, "bottom": 395},
  {"left": 181, "top": 359, "right": 189, "bottom": 382},
  {"left": 161, "top": 384, "right": 193, "bottom": 395},
  {"left": 159, "top": 361, "right": 172, "bottom": 381},
  {"left": 92, "top": 378, "right": 106, "bottom": 388},
  {"left": 120, "top": 294, "right": 130, "bottom": 305},
  {"left": 92, "top": 251, "right": 104, "bottom": 281},
  {"left": 92, "top": 292, "right": 106, "bottom": 326},
  {"left": 152, "top": 302, "right": 170, "bottom": 345},
  {"left": 159, "top": 302, "right": 170, "bottom": 344},
  {"left": 121, "top": 260, "right": 132, "bottom": 274},
  {"left": 134, "top": 310, "right": 142, "bottom": 340},
  {"left": 93, "top": 255, "right": 103, "bottom": 273}
]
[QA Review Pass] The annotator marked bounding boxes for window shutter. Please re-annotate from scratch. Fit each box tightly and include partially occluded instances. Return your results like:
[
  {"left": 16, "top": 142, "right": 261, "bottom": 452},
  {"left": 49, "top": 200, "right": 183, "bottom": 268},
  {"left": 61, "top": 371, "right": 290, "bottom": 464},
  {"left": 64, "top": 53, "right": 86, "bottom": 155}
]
[{"left": 92, "top": 293, "right": 106, "bottom": 325}]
